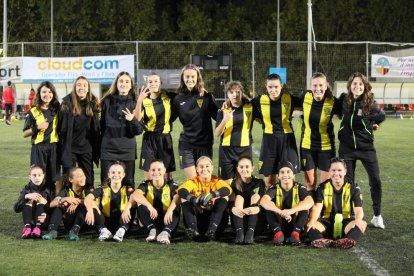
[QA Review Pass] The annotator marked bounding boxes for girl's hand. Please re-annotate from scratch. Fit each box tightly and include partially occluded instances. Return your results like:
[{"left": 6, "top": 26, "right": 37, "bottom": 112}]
[
  {"left": 138, "top": 86, "right": 151, "bottom": 102},
  {"left": 121, "top": 208, "right": 131, "bottom": 224},
  {"left": 222, "top": 108, "right": 235, "bottom": 122},
  {"left": 85, "top": 210, "right": 94, "bottom": 225},
  {"left": 25, "top": 193, "right": 42, "bottom": 202},
  {"left": 232, "top": 207, "right": 245, "bottom": 218},
  {"left": 243, "top": 206, "right": 260, "bottom": 215},
  {"left": 122, "top": 108, "right": 135, "bottom": 121},
  {"left": 148, "top": 206, "right": 158, "bottom": 220},
  {"left": 164, "top": 209, "right": 173, "bottom": 225},
  {"left": 37, "top": 119, "right": 49, "bottom": 130},
  {"left": 66, "top": 204, "right": 78, "bottom": 214}
]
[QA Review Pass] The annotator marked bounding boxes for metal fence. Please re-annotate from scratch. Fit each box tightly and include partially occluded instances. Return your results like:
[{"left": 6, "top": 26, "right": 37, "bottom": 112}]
[{"left": 3, "top": 40, "right": 414, "bottom": 100}]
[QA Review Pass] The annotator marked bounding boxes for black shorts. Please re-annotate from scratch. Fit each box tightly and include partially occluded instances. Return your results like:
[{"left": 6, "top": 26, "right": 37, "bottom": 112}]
[
  {"left": 320, "top": 218, "right": 353, "bottom": 239},
  {"left": 219, "top": 146, "right": 252, "bottom": 180},
  {"left": 259, "top": 133, "right": 300, "bottom": 175},
  {"left": 300, "top": 148, "right": 335, "bottom": 171},
  {"left": 178, "top": 142, "right": 212, "bottom": 169},
  {"left": 139, "top": 132, "right": 176, "bottom": 172}
]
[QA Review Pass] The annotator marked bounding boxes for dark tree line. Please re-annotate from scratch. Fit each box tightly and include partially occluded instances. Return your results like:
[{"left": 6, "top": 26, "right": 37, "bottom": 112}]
[{"left": 1, "top": 0, "right": 413, "bottom": 43}]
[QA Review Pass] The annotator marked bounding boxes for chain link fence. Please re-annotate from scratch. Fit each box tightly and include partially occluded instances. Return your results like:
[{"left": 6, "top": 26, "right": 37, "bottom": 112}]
[{"left": 3, "top": 40, "right": 414, "bottom": 101}]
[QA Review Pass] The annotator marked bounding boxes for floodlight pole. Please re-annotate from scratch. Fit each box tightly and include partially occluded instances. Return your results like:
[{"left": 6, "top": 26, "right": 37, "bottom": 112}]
[
  {"left": 276, "top": 0, "right": 280, "bottom": 67},
  {"left": 306, "top": 0, "right": 313, "bottom": 87},
  {"left": 51, "top": 0, "right": 53, "bottom": 57},
  {"left": 3, "top": 0, "right": 7, "bottom": 57}
]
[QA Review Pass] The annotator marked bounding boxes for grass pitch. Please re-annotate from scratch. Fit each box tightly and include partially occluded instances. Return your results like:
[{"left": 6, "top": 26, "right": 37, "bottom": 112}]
[{"left": 0, "top": 118, "right": 413, "bottom": 275}]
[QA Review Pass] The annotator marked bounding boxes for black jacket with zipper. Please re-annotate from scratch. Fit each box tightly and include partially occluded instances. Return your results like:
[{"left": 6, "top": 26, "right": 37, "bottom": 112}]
[{"left": 338, "top": 93, "right": 386, "bottom": 153}]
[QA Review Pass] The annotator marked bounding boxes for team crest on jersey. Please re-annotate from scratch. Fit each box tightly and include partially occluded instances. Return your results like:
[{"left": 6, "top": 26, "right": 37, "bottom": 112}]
[
  {"left": 245, "top": 111, "right": 252, "bottom": 118},
  {"left": 162, "top": 193, "right": 170, "bottom": 201},
  {"left": 283, "top": 103, "right": 289, "bottom": 110},
  {"left": 197, "top": 99, "right": 203, "bottom": 108},
  {"left": 344, "top": 195, "right": 350, "bottom": 202},
  {"left": 323, "top": 107, "right": 332, "bottom": 117}
]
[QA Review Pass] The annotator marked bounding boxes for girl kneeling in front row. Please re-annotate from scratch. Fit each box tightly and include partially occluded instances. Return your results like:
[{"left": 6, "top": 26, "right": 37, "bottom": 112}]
[
  {"left": 260, "top": 161, "right": 314, "bottom": 245},
  {"left": 42, "top": 167, "right": 88, "bottom": 241},
  {"left": 14, "top": 165, "right": 51, "bottom": 239},
  {"left": 306, "top": 157, "right": 367, "bottom": 249},
  {"left": 84, "top": 162, "right": 135, "bottom": 242}
]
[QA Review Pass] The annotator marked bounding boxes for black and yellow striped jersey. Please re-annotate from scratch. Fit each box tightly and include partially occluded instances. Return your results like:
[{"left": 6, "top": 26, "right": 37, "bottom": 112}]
[
  {"left": 251, "top": 93, "right": 300, "bottom": 134},
  {"left": 216, "top": 102, "right": 256, "bottom": 147},
  {"left": 141, "top": 91, "right": 175, "bottom": 134},
  {"left": 23, "top": 107, "right": 59, "bottom": 144},
  {"left": 300, "top": 91, "right": 340, "bottom": 150}
]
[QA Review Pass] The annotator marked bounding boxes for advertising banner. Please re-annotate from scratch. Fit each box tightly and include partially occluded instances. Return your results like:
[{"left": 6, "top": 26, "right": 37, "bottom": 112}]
[
  {"left": 372, "top": 54, "right": 414, "bottom": 78},
  {"left": 0, "top": 57, "right": 23, "bottom": 84},
  {"left": 22, "top": 55, "right": 135, "bottom": 84}
]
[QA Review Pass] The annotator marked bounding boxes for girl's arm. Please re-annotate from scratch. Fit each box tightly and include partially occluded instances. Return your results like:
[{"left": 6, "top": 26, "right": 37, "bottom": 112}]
[
  {"left": 280, "top": 195, "right": 314, "bottom": 217},
  {"left": 260, "top": 194, "right": 281, "bottom": 214},
  {"left": 214, "top": 110, "right": 234, "bottom": 137}
]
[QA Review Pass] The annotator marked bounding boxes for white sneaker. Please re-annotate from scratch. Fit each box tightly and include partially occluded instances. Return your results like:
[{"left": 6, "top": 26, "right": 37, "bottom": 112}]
[
  {"left": 146, "top": 228, "right": 157, "bottom": 242},
  {"left": 371, "top": 215, "right": 385, "bottom": 229},
  {"left": 113, "top": 228, "right": 126, "bottom": 242},
  {"left": 98, "top": 228, "right": 113, "bottom": 241},
  {"left": 156, "top": 231, "right": 171, "bottom": 245}
]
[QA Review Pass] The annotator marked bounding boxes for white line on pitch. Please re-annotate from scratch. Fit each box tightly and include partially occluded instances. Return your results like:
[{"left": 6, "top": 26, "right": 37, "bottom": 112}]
[{"left": 353, "top": 246, "right": 390, "bottom": 276}]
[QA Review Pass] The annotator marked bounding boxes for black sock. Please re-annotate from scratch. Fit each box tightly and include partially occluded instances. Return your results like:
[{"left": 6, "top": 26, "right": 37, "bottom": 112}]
[
  {"left": 346, "top": 227, "right": 363, "bottom": 241},
  {"left": 272, "top": 226, "right": 281, "bottom": 233},
  {"left": 307, "top": 228, "right": 323, "bottom": 241}
]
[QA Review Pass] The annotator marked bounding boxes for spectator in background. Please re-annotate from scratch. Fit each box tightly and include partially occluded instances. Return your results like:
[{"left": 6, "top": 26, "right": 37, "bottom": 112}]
[
  {"left": 28, "top": 88, "right": 36, "bottom": 110},
  {"left": 3, "top": 81, "right": 15, "bottom": 125}
]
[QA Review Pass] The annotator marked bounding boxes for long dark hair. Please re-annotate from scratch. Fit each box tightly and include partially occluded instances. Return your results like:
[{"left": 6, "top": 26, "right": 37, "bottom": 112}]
[
  {"left": 346, "top": 72, "right": 375, "bottom": 116},
  {"left": 177, "top": 64, "right": 205, "bottom": 94},
  {"left": 233, "top": 156, "right": 254, "bottom": 193},
  {"left": 61, "top": 76, "right": 100, "bottom": 117},
  {"left": 55, "top": 167, "right": 85, "bottom": 194},
  {"left": 101, "top": 71, "right": 136, "bottom": 107},
  {"left": 34, "top": 81, "right": 60, "bottom": 114}
]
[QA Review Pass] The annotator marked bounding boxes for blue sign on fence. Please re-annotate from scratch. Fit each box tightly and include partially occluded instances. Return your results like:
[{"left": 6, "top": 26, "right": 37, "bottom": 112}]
[{"left": 269, "top": 67, "right": 287, "bottom": 84}]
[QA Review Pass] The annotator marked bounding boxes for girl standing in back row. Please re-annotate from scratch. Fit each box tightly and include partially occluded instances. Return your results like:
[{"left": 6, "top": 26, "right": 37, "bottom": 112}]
[
  {"left": 23, "top": 81, "right": 60, "bottom": 195},
  {"left": 172, "top": 64, "right": 219, "bottom": 180},
  {"left": 338, "top": 72, "right": 386, "bottom": 229},
  {"left": 59, "top": 76, "right": 100, "bottom": 191},
  {"left": 100, "top": 72, "right": 143, "bottom": 187}
]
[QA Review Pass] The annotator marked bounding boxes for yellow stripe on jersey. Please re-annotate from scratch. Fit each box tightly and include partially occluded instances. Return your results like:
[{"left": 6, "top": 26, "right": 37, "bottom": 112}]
[
  {"left": 302, "top": 93, "right": 313, "bottom": 149},
  {"left": 241, "top": 104, "right": 253, "bottom": 146},
  {"left": 101, "top": 186, "right": 128, "bottom": 217},
  {"left": 146, "top": 184, "right": 172, "bottom": 213},
  {"left": 302, "top": 93, "right": 335, "bottom": 150},
  {"left": 275, "top": 183, "right": 300, "bottom": 209},
  {"left": 68, "top": 188, "right": 85, "bottom": 199},
  {"left": 322, "top": 182, "right": 352, "bottom": 219},
  {"left": 222, "top": 109, "right": 232, "bottom": 146},
  {"left": 161, "top": 93, "right": 171, "bottom": 134},
  {"left": 320, "top": 96, "right": 334, "bottom": 150},
  {"left": 143, "top": 98, "right": 157, "bottom": 131},
  {"left": 221, "top": 104, "right": 253, "bottom": 147},
  {"left": 31, "top": 107, "right": 59, "bottom": 144},
  {"left": 142, "top": 92, "right": 171, "bottom": 134},
  {"left": 281, "top": 94, "right": 293, "bottom": 134},
  {"left": 260, "top": 95, "right": 273, "bottom": 134}
]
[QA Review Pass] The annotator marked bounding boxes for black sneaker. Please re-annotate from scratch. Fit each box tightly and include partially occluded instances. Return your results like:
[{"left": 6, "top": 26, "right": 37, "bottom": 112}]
[
  {"left": 185, "top": 228, "right": 200, "bottom": 240},
  {"left": 244, "top": 229, "right": 254, "bottom": 244},
  {"left": 205, "top": 229, "right": 216, "bottom": 241},
  {"left": 235, "top": 229, "right": 244, "bottom": 244}
]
